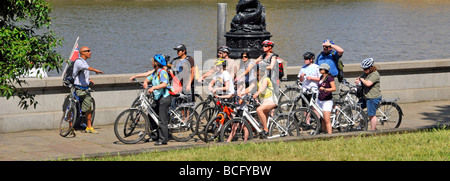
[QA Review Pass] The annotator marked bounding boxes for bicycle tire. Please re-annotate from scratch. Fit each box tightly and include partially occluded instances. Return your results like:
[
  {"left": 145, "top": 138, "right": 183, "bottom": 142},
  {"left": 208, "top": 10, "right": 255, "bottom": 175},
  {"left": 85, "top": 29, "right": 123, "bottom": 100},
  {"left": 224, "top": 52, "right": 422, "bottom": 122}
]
[
  {"left": 60, "top": 103, "right": 77, "bottom": 137},
  {"left": 220, "top": 118, "right": 253, "bottom": 142},
  {"left": 203, "top": 115, "right": 224, "bottom": 143},
  {"left": 336, "top": 105, "right": 368, "bottom": 132},
  {"left": 114, "top": 108, "right": 149, "bottom": 144},
  {"left": 169, "top": 106, "right": 198, "bottom": 142},
  {"left": 291, "top": 107, "right": 321, "bottom": 135},
  {"left": 277, "top": 100, "right": 301, "bottom": 114},
  {"left": 277, "top": 88, "right": 300, "bottom": 105},
  {"left": 196, "top": 107, "right": 218, "bottom": 142},
  {"left": 269, "top": 113, "right": 300, "bottom": 137},
  {"left": 377, "top": 101, "right": 402, "bottom": 129},
  {"left": 90, "top": 98, "right": 96, "bottom": 126}
]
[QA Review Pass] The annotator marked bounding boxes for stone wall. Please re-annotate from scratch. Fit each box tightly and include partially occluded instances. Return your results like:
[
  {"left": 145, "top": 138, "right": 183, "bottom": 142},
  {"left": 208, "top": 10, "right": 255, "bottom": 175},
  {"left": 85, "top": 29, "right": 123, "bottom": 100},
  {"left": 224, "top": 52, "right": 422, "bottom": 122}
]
[{"left": 1, "top": 59, "right": 449, "bottom": 133}]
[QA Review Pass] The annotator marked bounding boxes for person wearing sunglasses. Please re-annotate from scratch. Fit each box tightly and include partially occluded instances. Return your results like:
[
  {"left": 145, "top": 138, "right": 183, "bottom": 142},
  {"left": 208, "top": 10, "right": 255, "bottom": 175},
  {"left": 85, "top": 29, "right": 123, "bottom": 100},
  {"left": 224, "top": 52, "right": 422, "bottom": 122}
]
[
  {"left": 317, "top": 63, "right": 336, "bottom": 134},
  {"left": 72, "top": 46, "right": 103, "bottom": 134},
  {"left": 316, "top": 39, "right": 344, "bottom": 101},
  {"left": 298, "top": 52, "right": 320, "bottom": 106},
  {"left": 355, "top": 58, "right": 381, "bottom": 131},
  {"left": 172, "top": 44, "right": 196, "bottom": 102},
  {"left": 255, "top": 40, "right": 280, "bottom": 96}
]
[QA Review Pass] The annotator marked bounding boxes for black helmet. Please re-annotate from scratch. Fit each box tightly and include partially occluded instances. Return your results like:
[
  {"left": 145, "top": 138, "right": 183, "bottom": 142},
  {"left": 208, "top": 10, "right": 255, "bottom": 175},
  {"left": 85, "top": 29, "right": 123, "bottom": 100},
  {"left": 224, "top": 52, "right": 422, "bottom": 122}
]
[{"left": 303, "top": 52, "right": 315, "bottom": 60}]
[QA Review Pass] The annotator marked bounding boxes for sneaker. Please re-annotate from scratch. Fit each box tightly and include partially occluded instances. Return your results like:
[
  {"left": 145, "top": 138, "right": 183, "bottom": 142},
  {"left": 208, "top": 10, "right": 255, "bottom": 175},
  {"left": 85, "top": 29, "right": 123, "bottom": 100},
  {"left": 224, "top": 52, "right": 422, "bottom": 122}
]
[{"left": 85, "top": 127, "right": 98, "bottom": 134}]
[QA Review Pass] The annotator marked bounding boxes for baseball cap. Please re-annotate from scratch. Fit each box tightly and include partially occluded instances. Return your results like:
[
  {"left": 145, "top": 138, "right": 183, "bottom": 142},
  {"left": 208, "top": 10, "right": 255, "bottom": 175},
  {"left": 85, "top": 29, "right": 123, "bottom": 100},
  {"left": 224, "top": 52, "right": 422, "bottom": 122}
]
[
  {"left": 174, "top": 44, "right": 186, "bottom": 51},
  {"left": 319, "top": 63, "right": 331, "bottom": 71}
]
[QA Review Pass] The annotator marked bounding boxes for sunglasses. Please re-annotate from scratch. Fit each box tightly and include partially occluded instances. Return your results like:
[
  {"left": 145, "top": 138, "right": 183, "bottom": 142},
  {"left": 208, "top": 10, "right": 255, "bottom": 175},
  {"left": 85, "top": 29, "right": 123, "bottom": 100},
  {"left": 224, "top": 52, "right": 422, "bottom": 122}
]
[
  {"left": 242, "top": 56, "right": 248, "bottom": 58},
  {"left": 82, "top": 50, "right": 91, "bottom": 52}
]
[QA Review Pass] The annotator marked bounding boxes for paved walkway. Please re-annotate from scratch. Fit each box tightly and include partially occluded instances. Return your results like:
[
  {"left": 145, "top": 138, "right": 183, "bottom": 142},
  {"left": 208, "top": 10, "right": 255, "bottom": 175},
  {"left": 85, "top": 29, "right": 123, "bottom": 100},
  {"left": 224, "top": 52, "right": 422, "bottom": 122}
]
[{"left": 0, "top": 100, "right": 449, "bottom": 161}]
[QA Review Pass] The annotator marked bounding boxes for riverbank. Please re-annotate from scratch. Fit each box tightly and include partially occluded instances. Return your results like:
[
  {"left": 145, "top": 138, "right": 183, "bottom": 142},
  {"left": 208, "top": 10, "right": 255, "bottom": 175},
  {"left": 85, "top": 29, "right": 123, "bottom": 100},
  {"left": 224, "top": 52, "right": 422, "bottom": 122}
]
[{"left": 0, "top": 100, "right": 448, "bottom": 161}]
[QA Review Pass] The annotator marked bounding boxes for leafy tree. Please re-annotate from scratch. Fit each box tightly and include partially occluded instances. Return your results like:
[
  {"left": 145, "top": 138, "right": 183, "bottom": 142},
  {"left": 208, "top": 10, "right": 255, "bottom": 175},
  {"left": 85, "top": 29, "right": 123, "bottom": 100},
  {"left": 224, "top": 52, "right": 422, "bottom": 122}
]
[{"left": 1, "top": 0, "right": 63, "bottom": 109}]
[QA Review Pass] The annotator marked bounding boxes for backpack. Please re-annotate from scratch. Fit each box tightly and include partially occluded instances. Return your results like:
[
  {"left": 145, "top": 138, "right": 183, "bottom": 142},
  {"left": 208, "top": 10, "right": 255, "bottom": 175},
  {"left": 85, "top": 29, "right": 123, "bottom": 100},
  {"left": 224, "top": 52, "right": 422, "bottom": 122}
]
[
  {"left": 278, "top": 58, "right": 284, "bottom": 79},
  {"left": 62, "top": 59, "right": 78, "bottom": 87},
  {"left": 317, "top": 51, "right": 344, "bottom": 82},
  {"left": 263, "top": 53, "right": 284, "bottom": 79},
  {"left": 157, "top": 69, "right": 182, "bottom": 95}
]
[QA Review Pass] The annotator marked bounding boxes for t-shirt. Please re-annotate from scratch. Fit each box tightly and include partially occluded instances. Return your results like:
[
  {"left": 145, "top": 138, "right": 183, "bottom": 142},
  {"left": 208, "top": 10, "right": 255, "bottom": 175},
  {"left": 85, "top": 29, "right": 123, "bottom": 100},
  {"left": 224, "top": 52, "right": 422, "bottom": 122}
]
[
  {"left": 213, "top": 70, "right": 234, "bottom": 95},
  {"left": 316, "top": 51, "right": 342, "bottom": 77},
  {"left": 298, "top": 64, "right": 320, "bottom": 92},
  {"left": 318, "top": 75, "right": 334, "bottom": 101},
  {"left": 146, "top": 68, "right": 171, "bottom": 100},
  {"left": 361, "top": 71, "right": 381, "bottom": 99},
  {"left": 259, "top": 77, "right": 273, "bottom": 99},
  {"left": 243, "top": 59, "right": 257, "bottom": 83},
  {"left": 171, "top": 56, "right": 194, "bottom": 92},
  {"left": 73, "top": 57, "right": 90, "bottom": 87}
]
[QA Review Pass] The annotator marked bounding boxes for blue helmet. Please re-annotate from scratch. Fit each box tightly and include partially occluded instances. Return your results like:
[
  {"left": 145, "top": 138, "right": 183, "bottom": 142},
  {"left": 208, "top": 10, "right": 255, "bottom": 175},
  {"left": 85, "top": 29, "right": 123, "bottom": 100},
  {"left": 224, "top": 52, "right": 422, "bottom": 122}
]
[{"left": 154, "top": 54, "right": 167, "bottom": 66}]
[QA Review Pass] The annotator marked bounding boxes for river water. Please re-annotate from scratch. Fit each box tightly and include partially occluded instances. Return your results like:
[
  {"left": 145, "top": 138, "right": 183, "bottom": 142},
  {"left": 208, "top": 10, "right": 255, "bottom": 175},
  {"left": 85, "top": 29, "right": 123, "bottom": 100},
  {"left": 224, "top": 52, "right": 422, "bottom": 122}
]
[{"left": 47, "top": 0, "right": 450, "bottom": 76}]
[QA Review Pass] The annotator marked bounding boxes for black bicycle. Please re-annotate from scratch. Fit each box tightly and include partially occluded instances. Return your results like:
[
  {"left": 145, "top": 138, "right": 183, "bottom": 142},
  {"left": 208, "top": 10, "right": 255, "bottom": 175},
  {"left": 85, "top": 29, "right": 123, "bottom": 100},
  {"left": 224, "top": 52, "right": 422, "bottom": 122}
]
[{"left": 59, "top": 85, "right": 96, "bottom": 137}]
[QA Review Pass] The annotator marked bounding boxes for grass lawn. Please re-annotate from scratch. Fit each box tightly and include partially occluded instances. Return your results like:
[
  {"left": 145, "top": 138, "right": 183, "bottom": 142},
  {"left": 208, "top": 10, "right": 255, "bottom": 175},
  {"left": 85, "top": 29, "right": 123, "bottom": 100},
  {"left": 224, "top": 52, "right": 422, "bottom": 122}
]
[{"left": 80, "top": 128, "right": 449, "bottom": 161}]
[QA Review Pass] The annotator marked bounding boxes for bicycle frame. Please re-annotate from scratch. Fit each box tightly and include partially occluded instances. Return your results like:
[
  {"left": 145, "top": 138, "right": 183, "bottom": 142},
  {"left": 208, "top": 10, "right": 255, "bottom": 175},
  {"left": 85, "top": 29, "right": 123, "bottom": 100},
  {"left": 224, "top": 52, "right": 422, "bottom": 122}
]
[{"left": 240, "top": 100, "right": 289, "bottom": 139}]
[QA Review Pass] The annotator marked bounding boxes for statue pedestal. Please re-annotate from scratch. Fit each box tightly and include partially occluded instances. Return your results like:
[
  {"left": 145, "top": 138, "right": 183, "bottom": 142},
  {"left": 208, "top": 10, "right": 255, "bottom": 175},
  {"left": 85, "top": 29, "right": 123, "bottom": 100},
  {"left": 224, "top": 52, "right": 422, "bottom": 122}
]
[{"left": 225, "top": 31, "right": 272, "bottom": 59}]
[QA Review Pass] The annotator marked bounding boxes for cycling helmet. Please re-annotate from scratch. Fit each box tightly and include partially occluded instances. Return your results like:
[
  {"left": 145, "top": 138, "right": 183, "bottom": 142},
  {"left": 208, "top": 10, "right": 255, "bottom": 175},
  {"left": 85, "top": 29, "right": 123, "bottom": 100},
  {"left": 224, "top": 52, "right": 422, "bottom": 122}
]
[
  {"left": 361, "top": 58, "right": 374, "bottom": 69},
  {"left": 303, "top": 52, "right": 315, "bottom": 60},
  {"left": 218, "top": 46, "right": 231, "bottom": 53},
  {"left": 154, "top": 54, "right": 167, "bottom": 66},
  {"left": 262, "top": 40, "right": 275, "bottom": 47},
  {"left": 215, "top": 59, "right": 226, "bottom": 68},
  {"left": 322, "top": 39, "right": 334, "bottom": 46}
]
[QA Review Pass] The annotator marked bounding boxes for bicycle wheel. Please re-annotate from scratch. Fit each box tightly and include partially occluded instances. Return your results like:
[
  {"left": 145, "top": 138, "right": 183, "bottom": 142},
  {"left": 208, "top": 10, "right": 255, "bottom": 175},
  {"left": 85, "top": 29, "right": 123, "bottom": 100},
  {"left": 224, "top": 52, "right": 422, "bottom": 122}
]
[
  {"left": 90, "top": 98, "right": 96, "bottom": 126},
  {"left": 277, "top": 88, "right": 300, "bottom": 104},
  {"left": 376, "top": 101, "right": 402, "bottom": 129},
  {"left": 169, "top": 106, "right": 198, "bottom": 142},
  {"left": 60, "top": 103, "right": 77, "bottom": 137},
  {"left": 114, "top": 108, "right": 149, "bottom": 144},
  {"left": 277, "top": 100, "right": 301, "bottom": 114},
  {"left": 291, "top": 107, "right": 321, "bottom": 135},
  {"left": 336, "top": 105, "right": 368, "bottom": 132},
  {"left": 269, "top": 113, "right": 300, "bottom": 137},
  {"left": 204, "top": 115, "right": 224, "bottom": 143},
  {"left": 196, "top": 107, "right": 218, "bottom": 142},
  {"left": 220, "top": 118, "right": 253, "bottom": 142}
]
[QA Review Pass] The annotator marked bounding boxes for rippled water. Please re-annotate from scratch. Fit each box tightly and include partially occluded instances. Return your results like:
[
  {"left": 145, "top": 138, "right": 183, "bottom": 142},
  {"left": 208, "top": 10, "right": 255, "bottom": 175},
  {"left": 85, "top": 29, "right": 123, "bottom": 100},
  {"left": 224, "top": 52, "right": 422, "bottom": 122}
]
[{"left": 47, "top": 0, "right": 450, "bottom": 76}]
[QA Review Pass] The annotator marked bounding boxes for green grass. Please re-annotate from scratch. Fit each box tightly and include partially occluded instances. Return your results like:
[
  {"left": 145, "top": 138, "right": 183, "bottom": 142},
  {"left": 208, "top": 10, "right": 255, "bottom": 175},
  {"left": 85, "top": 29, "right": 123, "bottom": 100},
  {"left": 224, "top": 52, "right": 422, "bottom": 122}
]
[{"left": 81, "top": 128, "right": 449, "bottom": 161}]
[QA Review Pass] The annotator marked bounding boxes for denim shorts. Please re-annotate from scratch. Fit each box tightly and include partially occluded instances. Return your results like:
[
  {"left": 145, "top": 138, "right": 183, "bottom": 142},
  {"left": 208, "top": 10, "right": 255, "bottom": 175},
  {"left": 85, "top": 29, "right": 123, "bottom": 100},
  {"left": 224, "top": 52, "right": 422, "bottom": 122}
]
[{"left": 360, "top": 97, "right": 382, "bottom": 116}]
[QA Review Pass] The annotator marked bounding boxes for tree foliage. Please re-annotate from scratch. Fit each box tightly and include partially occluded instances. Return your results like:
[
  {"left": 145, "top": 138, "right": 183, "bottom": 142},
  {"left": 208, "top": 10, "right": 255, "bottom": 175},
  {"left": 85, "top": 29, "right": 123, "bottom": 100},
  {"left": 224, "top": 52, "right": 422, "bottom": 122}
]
[{"left": 1, "top": 0, "right": 63, "bottom": 109}]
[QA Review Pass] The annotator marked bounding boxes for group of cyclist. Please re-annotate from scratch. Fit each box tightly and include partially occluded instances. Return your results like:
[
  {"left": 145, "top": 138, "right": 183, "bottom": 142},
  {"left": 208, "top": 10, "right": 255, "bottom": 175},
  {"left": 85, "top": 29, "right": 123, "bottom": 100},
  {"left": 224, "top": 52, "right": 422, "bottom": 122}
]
[{"left": 71, "top": 38, "right": 381, "bottom": 144}]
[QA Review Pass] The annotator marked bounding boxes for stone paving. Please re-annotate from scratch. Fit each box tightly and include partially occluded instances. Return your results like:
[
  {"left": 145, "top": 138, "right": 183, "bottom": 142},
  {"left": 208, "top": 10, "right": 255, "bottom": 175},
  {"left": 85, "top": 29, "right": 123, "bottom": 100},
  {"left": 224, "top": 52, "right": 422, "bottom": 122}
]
[{"left": 0, "top": 100, "right": 449, "bottom": 161}]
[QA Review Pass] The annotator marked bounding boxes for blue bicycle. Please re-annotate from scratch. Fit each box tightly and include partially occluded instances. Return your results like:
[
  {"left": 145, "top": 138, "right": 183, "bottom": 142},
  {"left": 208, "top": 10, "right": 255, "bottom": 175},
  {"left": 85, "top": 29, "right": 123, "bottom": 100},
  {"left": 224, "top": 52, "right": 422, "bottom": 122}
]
[{"left": 59, "top": 85, "right": 96, "bottom": 137}]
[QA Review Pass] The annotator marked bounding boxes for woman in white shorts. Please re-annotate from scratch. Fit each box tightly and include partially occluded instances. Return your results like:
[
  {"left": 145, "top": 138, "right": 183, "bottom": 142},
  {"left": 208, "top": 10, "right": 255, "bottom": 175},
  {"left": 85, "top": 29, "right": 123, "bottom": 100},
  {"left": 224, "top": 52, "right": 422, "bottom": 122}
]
[{"left": 317, "top": 63, "right": 336, "bottom": 134}]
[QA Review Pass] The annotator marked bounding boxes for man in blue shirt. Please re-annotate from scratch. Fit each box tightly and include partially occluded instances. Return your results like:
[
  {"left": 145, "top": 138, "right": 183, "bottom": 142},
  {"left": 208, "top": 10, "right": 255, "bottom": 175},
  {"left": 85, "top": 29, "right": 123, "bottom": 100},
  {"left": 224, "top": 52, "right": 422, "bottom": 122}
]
[{"left": 316, "top": 39, "right": 344, "bottom": 100}]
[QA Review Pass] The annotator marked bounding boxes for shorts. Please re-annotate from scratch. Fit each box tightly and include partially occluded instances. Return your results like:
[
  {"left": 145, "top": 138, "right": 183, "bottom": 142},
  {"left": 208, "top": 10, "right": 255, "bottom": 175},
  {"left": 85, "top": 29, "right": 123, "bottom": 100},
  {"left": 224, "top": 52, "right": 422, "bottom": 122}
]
[
  {"left": 76, "top": 89, "right": 93, "bottom": 113},
  {"left": 317, "top": 99, "right": 333, "bottom": 112},
  {"left": 360, "top": 97, "right": 382, "bottom": 116}
]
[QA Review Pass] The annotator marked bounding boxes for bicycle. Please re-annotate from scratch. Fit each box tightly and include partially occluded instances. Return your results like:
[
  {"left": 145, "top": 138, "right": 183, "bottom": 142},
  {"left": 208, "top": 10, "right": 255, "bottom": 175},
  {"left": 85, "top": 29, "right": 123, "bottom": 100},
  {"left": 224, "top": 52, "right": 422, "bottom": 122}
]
[
  {"left": 202, "top": 96, "right": 236, "bottom": 142},
  {"left": 113, "top": 82, "right": 198, "bottom": 144},
  {"left": 288, "top": 87, "right": 368, "bottom": 135},
  {"left": 220, "top": 96, "right": 300, "bottom": 142},
  {"left": 193, "top": 94, "right": 217, "bottom": 141},
  {"left": 341, "top": 79, "right": 404, "bottom": 129},
  {"left": 59, "top": 85, "right": 96, "bottom": 137},
  {"left": 276, "top": 78, "right": 302, "bottom": 106}
]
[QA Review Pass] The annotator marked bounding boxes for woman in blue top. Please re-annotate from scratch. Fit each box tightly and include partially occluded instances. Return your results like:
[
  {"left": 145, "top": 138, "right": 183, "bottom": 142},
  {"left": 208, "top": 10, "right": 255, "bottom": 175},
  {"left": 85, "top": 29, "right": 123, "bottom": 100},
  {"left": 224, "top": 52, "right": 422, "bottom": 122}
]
[{"left": 143, "top": 54, "right": 173, "bottom": 146}]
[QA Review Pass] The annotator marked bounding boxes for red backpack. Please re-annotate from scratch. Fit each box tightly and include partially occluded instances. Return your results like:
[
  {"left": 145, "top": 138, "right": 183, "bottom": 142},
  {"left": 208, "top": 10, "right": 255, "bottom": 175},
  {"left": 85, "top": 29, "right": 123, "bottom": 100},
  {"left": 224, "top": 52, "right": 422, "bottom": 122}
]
[{"left": 157, "top": 69, "right": 182, "bottom": 95}]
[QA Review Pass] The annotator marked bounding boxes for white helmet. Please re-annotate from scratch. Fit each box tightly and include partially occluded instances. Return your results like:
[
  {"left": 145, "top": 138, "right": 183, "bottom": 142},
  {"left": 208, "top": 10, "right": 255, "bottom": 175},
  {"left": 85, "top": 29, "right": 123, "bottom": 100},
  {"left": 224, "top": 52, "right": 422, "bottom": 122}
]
[{"left": 361, "top": 58, "right": 374, "bottom": 69}]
